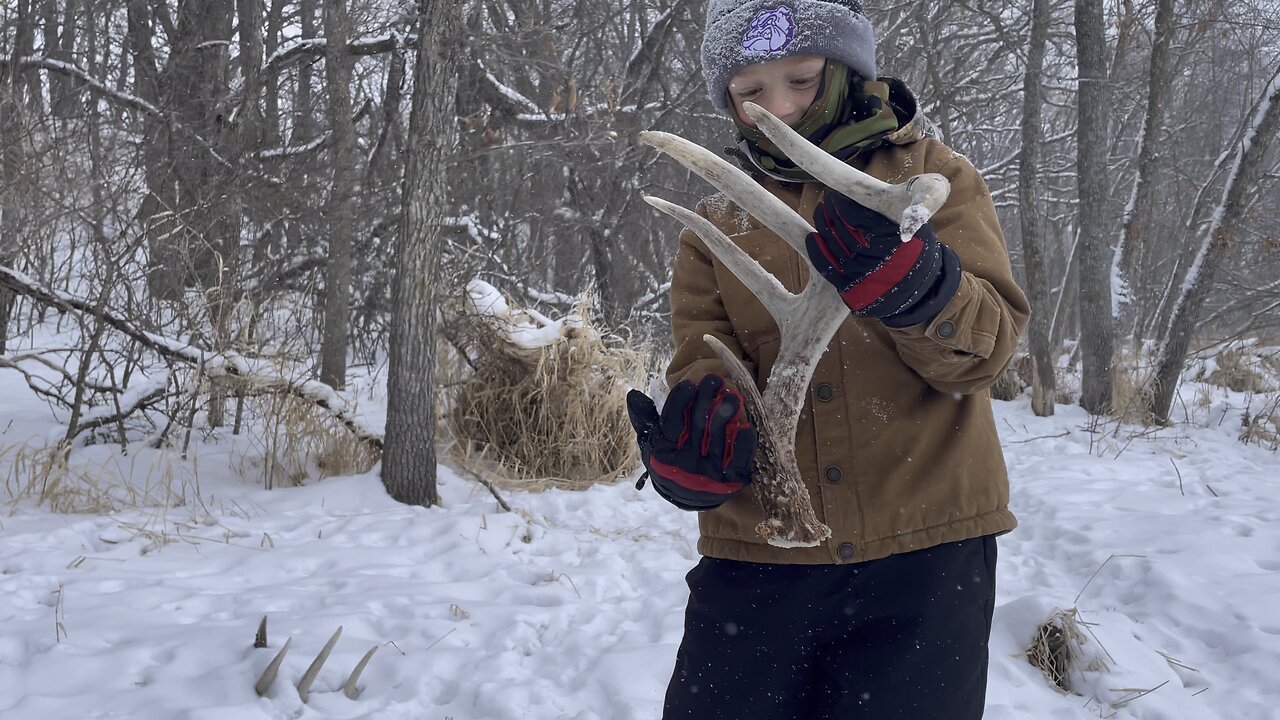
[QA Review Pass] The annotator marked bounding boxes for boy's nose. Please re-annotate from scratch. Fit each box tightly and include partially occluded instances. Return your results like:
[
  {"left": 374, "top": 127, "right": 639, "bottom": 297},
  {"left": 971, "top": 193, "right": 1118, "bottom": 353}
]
[{"left": 768, "top": 97, "right": 804, "bottom": 125}]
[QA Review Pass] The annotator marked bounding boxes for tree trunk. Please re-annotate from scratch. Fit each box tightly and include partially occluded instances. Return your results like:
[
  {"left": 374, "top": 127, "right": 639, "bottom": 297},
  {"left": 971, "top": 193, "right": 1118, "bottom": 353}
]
[
  {"left": 294, "top": 0, "right": 319, "bottom": 142},
  {"left": 319, "top": 0, "right": 357, "bottom": 389},
  {"left": 41, "top": 0, "right": 65, "bottom": 113},
  {"left": 14, "top": 0, "right": 41, "bottom": 113},
  {"left": 1018, "top": 0, "right": 1055, "bottom": 416},
  {"left": 0, "top": 76, "right": 18, "bottom": 354},
  {"left": 1116, "top": 0, "right": 1176, "bottom": 339},
  {"left": 1148, "top": 67, "right": 1280, "bottom": 423},
  {"left": 264, "top": 0, "right": 285, "bottom": 144},
  {"left": 237, "top": 0, "right": 266, "bottom": 150},
  {"left": 51, "top": 0, "right": 81, "bottom": 118},
  {"left": 0, "top": 284, "right": 11, "bottom": 355},
  {"left": 1073, "top": 0, "right": 1115, "bottom": 415},
  {"left": 381, "top": 0, "right": 462, "bottom": 506}
]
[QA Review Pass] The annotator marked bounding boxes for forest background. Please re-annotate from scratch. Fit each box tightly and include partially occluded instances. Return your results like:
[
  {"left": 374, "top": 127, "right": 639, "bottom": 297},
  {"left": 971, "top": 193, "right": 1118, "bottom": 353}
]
[{"left": 0, "top": 0, "right": 1278, "bottom": 503}]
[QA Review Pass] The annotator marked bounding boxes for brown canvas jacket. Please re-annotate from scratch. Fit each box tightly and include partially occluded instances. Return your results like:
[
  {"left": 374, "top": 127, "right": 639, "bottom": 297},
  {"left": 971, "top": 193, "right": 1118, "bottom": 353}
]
[{"left": 665, "top": 121, "right": 1031, "bottom": 565}]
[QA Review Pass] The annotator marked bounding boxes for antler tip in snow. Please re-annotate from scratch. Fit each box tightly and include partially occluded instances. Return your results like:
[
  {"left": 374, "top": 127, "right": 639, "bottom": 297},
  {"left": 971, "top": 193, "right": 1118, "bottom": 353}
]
[
  {"left": 343, "top": 645, "right": 379, "bottom": 700},
  {"left": 254, "top": 616, "right": 269, "bottom": 649},
  {"left": 254, "top": 636, "right": 293, "bottom": 697},
  {"left": 297, "top": 626, "right": 343, "bottom": 703}
]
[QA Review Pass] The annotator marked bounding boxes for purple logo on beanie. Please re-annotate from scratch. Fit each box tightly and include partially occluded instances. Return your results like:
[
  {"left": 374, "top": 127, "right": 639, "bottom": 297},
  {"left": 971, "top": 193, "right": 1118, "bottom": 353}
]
[{"left": 742, "top": 6, "right": 796, "bottom": 54}]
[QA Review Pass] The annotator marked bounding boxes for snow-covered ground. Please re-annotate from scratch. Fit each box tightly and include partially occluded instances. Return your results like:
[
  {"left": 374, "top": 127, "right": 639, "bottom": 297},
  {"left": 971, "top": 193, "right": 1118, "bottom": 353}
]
[{"left": 1, "top": 361, "right": 1278, "bottom": 720}]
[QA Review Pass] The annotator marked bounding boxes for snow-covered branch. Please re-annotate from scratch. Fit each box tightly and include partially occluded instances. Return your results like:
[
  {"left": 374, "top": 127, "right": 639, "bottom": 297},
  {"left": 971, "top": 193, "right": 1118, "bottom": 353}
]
[
  {"left": 444, "top": 215, "right": 502, "bottom": 244},
  {"left": 5, "top": 57, "right": 162, "bottom": 117},
  {"left": 258, "top": 132, "right": 332, "bottom": 160},
  {"left": 262, "top": 32, "right": 415, "bottom": 75},
  {"left": 0, "top": 265, "right": 384, "bottom": 451},
  {"left": 479, "top": 60, "right": 543, "bottom": 117}
]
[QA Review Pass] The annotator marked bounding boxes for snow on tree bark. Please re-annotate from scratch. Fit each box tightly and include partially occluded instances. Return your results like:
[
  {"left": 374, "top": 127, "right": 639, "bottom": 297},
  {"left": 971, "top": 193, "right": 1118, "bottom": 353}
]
[{"left": 1148, "top": 66, "right": 1280, "bottom": 423}]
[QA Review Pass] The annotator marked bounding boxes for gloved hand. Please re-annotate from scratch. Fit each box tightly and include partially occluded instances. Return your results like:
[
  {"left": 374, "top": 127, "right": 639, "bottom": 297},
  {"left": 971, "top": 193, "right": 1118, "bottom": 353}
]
[
  {"left": 806, "top": 188, "right": 962, "bottom": 328},
  {"left": 626, "top": 374, "right": 757, "bottom": 511}
]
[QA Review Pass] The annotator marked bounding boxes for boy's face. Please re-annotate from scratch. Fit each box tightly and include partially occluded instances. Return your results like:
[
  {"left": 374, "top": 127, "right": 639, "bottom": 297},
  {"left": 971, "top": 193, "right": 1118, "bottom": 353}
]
[{"left": 727, "top": 55, "right": 827, "bottom": 128}]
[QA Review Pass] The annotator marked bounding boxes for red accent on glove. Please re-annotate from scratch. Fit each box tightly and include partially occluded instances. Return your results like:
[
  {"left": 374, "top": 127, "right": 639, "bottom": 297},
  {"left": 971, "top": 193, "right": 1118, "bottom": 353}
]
[{"left": 649, "top": 456, "right": 747, "bottom": 496}]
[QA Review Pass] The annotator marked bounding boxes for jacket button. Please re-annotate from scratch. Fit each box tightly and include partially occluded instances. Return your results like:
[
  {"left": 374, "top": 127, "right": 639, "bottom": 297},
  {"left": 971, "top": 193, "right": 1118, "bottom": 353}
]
[
  {"left": 825, "top": 466, "right": 842, "bottom": 483},
  {"left": 816, "top": 384, "right": 834, "bottom": 402},
  {"left": 837, "top": 543, "right": 855, "bottom": 560},
  {"left": 936, "top": 319, "right": 956, "bottom": 339}
]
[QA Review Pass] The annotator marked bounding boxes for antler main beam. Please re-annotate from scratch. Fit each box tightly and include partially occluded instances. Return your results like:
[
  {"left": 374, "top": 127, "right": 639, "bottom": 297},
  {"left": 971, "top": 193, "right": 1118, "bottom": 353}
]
[{"left": 641, "top": 103, "right": 951, "bottom": 548}]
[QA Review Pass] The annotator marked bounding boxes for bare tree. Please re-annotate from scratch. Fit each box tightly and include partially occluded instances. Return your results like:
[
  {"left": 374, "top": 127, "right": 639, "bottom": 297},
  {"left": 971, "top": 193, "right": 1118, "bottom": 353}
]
[
  {"left": 1018, "top": 0, "right": 1057, "bottom": 416},
  {"left": 319, "top": 0, "right": 358, "bottom": 389},
  {"left": 381, "top": 0, "right": 463, "bottom": 506},
  {"left": 0, "top": 67, "right": 19, "bottom": 355},
  {"left": 1073, "top": 0, "right": 1115, "bottom": 414},
  {"left": 1115, "top": 0, "right": 1177, "bottom": 340},
  {"left": 1148, "top": 66, "right": 1280, "bottom": 423}
]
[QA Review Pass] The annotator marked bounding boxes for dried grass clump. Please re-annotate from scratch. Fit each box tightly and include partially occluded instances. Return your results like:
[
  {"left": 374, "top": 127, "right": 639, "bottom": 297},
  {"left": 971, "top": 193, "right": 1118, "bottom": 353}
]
[
  {"left": 990, "top": 355, "right": 1024, "bottom": 402},
  {"left": 445, "top": 286, "right": 646, "bottom": 490},
  {"left": 1025, "top": 608, "right": 1088, "bottom": 693},
  {"left": 2, "top": 442, "right": 187, "bottom": 513},
  {"left": 1109, "top": 350, "right": 1157, "bottom": 425},
  {"left": 1239, "top": 395, "right": 1280, "bottom": 450},
  {"left": 239, "top": 392, "right": 380, "bottom": 489},
  {"left": 1195, "top": 344, "right": 1280, "bottom": 393}
]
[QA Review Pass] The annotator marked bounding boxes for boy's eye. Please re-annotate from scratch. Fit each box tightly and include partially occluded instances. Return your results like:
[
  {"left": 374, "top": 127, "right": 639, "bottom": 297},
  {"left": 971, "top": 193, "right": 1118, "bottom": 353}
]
[
  {"left": 791, "top": 75, "right": 819, "bottom": 87},
  {"left": 734, "top": 88, "right": 762, "bottom": 100}
]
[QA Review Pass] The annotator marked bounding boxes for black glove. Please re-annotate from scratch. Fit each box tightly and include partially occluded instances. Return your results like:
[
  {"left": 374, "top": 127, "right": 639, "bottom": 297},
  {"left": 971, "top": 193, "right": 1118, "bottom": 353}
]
[
  {"left": 806, "top": 188, "right": 962, "bottom": 328},
  {"left": 626, "top": 374, "right": 757, "bottom": 511}
]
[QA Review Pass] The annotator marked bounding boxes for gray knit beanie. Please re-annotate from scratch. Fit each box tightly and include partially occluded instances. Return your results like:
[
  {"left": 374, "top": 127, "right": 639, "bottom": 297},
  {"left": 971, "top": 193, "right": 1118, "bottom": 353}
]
[{"left": 701, "top": 0, "right": 877, "bottom": 111}]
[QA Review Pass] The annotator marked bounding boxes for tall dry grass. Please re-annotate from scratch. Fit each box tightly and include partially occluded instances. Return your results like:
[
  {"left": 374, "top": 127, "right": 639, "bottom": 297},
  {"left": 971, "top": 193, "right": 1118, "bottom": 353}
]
[{"left": 234, "top": 391, "right": 381, "bottom": 489}]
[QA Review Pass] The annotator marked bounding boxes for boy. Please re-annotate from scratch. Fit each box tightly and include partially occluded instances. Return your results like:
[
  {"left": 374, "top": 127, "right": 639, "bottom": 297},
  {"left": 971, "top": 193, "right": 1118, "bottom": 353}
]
[{"left": 628, "top": 1, "right": 1030, "bottom": 718}]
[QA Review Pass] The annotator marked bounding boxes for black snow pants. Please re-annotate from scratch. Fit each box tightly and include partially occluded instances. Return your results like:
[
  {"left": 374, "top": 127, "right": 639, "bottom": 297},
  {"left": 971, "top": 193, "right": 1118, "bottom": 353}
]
[{"left": 662, "top": 535, "right": 997, "bottom": 720}]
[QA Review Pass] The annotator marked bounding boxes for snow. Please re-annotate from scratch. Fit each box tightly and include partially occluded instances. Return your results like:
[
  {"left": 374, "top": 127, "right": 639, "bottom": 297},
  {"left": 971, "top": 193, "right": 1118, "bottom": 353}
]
[
  {"left": 478, "top": 60, "right": 543, "bottom": 116},
  {"left": 2, "top": 361, "right": 1280, "bottom": 718},
  {"left": 444, "top": 215, "right": 502, "bottom": 245},
  {"left": 259, "top": 133, "right": 331, "bottom": 160},
  {"left": 899, "top": 202, "right": 933, "bottom": 241},
  {"left": 466, "top": 279, "right": 587, "bottom": 351}
]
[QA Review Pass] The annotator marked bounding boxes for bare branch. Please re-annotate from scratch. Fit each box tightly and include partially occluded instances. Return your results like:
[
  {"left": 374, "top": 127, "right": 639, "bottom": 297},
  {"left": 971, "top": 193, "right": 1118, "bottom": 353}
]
[{"left": 0, "top": 266, "right": 385, "bottom": 451}]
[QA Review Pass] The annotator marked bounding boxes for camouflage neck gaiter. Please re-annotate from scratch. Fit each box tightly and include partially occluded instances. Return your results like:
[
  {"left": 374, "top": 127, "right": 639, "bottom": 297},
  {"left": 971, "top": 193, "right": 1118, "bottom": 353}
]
[{"left": 734, "top": 62, "right": 900, "bottom": 183}]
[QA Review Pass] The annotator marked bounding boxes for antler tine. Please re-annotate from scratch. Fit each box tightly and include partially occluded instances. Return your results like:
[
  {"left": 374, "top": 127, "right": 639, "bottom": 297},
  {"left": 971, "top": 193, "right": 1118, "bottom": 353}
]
[
  {"left": 643, "top": 196, "right": 795, "bottom": 320},
  {"left": 297, "top": 626, "right": 343, "bottom": 703},
  {"left": 639, "top": 131, "right": 814, "bottom": 254},
  {"left": 342, "top": 645, "right": 379, "bottom": 700},
  {"left": 254, "top": 636, "right": 292, "bottom": 697},
  {"left": 742, "top": 102, "right": 950, "bottom": 236}
]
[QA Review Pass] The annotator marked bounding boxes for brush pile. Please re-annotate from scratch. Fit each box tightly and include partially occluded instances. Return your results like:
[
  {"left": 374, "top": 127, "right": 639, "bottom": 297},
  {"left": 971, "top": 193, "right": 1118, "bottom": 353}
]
[{"left": 444, "top": 280, "right": 646, "bottom": 490}]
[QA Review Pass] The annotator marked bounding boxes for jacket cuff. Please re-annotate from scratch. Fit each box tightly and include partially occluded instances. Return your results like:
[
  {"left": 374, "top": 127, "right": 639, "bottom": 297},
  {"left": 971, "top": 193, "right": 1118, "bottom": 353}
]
[
  {"left": 882, "top": 244, "right": 963, "bottom": 328},
  {"left": 887, "top": 271, "right": 1001, "bottom": 359}
]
